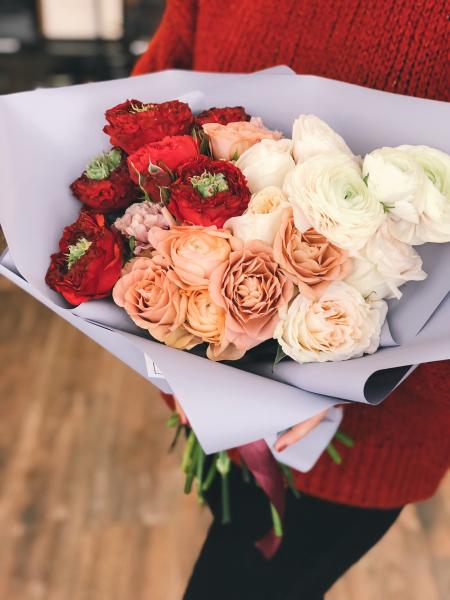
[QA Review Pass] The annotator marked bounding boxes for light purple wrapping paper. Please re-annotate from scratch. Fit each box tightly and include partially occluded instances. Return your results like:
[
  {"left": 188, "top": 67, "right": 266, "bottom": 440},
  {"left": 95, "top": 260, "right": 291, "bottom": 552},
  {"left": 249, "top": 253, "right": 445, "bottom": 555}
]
[{"left": 1, "top": 68, "right": 449, "bottom": 470}]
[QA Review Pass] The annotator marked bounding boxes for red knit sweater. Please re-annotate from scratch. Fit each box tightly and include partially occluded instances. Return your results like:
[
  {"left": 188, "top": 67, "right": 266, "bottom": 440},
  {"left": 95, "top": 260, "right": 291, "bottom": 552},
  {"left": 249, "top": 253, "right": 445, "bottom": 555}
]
[{"left": 133, "top": 0, "right": 450, "bottom": 508}]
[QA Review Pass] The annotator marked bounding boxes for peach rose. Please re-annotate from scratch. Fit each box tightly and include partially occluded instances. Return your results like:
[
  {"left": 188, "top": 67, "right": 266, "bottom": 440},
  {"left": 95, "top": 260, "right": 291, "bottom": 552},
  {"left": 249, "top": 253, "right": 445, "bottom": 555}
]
[
  {"left": 149, "top": 225, "right": 238, "bottom": 289},
  {"left": 112, "top": 256, "right": 198, "bottom": 349},
  {"left": 273, "top": 209, "right": 352, "bottom": 299},
  {"left": 209, "top": 240, "right": 294, "bottom": 359},
  {"left": 202, "top": 118, "right": 282, "bottom": 161},
  {"left": 183, "top": 288, "right": 242, "bottom": 360}
]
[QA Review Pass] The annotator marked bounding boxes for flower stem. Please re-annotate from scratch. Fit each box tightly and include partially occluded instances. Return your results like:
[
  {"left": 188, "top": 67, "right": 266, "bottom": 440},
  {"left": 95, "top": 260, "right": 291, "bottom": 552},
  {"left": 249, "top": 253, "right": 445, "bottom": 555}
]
[
  {"left": 181, "top": 430, "right": 197, "bottom": 473},
  {"left": 216, "top": 451, "right": 231, "bottom": 525},
  {"left": 240, "top": 458, "right": 251, "bottom": 484},
  {"left": 202, "top": 460, "right": 217, "bottom": 492},
  {"left": 220, "top": 470, "right": 231, "bottom": 525},
  {"left": 279, "top": 463, "right": 300, "bottom": 498},
  {"left": 195, "top": 443, "right": 206, "bottom": 503}
]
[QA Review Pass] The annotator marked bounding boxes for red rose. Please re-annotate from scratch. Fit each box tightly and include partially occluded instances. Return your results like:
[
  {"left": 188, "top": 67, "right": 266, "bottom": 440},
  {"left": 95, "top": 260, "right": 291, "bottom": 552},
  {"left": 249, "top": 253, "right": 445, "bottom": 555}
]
[
  {"left": 168, "top": 156, "right": 251, "bottom": 227},
  {"left": 45, "top": 211, "right": 123, "bottom": 305},
  {"left": 70, "top": 148, "right": 137, "bottom": 213},
  {"left": 195, "top": 106, "right": 250, "bottom": 126},
  {"left": 103, "top": 99, "right": 195, "bottom": 154},
  {"left": 127, "top": 135, "right": 200, "bottom": 183}
]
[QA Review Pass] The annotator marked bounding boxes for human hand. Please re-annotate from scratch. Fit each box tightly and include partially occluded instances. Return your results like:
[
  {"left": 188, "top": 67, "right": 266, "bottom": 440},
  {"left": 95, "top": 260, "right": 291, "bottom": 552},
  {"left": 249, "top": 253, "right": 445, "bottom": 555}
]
[{"left": 273, "top": 409, "right": 328, "bottom": 453}]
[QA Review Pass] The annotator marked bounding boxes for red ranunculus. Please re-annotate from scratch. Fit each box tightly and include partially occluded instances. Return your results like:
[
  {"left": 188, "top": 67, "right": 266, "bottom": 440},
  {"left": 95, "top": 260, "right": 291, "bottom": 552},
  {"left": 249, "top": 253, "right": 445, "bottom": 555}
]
[
  {"left": 70, "top": 148, "right": 138, "bottom": 213},
  {"left": 45, "top": 211, "right": 123, "bottom": 305},
  {"left": 104, "top": 99, "right": 195, "bottom": 154},
  {"left": 168, "top": 156, "right": 251, "bottom": 227},
  {"left": 127, "top": 135, "right": 200, "bottom": 183},
  {"left": 195, "top": 106, "right": 251, "bottom": 126}
]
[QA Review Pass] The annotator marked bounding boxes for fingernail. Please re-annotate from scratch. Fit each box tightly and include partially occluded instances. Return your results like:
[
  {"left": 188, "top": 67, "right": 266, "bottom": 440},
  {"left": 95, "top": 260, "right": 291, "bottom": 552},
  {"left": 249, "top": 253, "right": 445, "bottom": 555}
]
[{"left": 275, "top": 443, "right": 287, "bottom": 453}]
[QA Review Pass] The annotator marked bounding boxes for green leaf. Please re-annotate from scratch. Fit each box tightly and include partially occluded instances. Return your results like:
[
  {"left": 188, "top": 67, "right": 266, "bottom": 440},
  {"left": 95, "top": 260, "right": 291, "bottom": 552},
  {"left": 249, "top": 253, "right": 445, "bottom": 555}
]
[
  {"left": 362, "top": 173, "right": 369, "bottom": 186},
  {"left": 335, "top": 430, "right": 355, "bottom": 448},
  {"left": 128, "top": 236, "right": 136, "bottom": 254},
  {"left": 326, "top": 442, "right": 342, "bottom": 465},
  {"left": 273, "top": 345, "right": 287, "bottom": 368},
  {"left": 270, "top": 503, "right": 283, "bottom": 537},
  {"left": 169, "top": 424, "right": 183, "bottom": 452},
  {"left": 165, "top": 412, "right": 179, "bottom": 428}
]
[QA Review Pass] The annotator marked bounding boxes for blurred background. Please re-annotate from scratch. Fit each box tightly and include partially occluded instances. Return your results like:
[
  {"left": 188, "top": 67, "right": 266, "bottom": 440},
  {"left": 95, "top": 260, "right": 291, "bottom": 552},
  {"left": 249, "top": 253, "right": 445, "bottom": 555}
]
[
  {"left": 0, "top": 1, "right": 449, "bottom": 599},
  {"left": 0, "top": 0, "right": 164, "bottom": 94}
]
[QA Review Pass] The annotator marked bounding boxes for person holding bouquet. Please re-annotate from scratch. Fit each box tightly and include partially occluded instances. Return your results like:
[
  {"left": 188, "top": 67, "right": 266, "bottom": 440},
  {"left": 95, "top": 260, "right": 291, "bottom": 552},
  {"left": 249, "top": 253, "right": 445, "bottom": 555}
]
[{"left": 132, "top": 1, "right": 449, "bottom": 598}]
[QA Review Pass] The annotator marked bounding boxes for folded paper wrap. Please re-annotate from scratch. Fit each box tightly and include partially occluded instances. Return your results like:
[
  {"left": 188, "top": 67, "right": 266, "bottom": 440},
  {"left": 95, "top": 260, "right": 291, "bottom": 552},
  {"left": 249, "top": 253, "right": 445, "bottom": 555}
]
[{"left": 1, "top": 67, "right": 449, "bottom": 469}]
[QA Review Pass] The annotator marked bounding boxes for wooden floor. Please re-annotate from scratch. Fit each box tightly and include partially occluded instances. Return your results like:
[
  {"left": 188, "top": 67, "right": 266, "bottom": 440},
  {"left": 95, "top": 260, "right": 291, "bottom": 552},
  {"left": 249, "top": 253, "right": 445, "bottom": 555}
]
[{"left": 0, "top": 272, "right": 449, "bottom": 600}]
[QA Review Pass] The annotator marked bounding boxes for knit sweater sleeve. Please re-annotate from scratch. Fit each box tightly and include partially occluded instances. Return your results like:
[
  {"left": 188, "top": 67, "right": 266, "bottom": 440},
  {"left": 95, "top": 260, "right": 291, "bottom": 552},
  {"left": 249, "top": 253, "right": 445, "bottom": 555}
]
[{"left": 132, "top": 0, "right": 197, "bottom": 75}]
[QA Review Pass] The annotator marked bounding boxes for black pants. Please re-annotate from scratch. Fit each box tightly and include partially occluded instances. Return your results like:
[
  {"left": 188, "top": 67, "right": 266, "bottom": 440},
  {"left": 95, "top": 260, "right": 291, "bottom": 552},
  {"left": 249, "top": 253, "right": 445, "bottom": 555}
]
[{"left": 184, "top": 463, "right": 402, "bottom": 600}]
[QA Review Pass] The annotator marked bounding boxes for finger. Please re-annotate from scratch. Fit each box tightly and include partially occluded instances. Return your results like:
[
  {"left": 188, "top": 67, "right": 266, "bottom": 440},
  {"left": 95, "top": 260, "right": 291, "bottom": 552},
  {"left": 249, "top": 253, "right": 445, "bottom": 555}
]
[{"left": 274, "top": 409, "right": 328, "bottom": 452}]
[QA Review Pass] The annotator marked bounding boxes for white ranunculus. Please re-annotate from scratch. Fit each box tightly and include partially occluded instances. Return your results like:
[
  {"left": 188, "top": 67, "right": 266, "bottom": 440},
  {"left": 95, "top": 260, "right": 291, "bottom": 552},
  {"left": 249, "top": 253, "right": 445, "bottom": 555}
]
[
  {"left": 363, "top": 145, "right": 450, "bottom": 244},
  {"left": 274, "top": 281, "right": 387, "bottom": 363},
  {"left": 291, "top": 114, "right": 355, "bottom": 163},
  {"left": 224, "top": 186, "right": 290, "bottom": 245},
  {"left": 235, "top": 138, "right": 295, "bottom": 194},
  {"left": 284, "top": 152, "right": 384, "bottom": 251},
  {"left": 345, "top": 223, "right": 427, "bottom": 300}
]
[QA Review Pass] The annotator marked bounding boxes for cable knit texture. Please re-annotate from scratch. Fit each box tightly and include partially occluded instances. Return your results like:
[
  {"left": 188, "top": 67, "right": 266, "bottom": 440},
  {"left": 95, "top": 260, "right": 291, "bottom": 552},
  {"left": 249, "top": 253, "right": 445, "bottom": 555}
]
[{"left": 134, "top": 0, "right": 450, "bottom": 508}]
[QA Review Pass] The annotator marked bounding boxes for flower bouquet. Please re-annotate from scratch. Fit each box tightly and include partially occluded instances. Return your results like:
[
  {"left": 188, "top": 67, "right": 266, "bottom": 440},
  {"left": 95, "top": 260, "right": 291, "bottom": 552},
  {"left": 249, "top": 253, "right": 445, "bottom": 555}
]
[{"left": 1, "top": 67, "right": 449, "bottom": 554}]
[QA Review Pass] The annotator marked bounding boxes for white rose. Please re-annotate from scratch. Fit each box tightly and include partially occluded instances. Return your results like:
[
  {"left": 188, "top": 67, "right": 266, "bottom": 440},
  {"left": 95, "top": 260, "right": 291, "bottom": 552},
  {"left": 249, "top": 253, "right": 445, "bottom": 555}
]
[
  {"left": 284, "top": 153, "right": 384, "bottom": 251},
  {"left": 363, "top": 145, "right": 450, "bottom": 244},
  {"left": 274, "top": 281, "right": 387, "bottom": 363},
  {"left": 291, "top": 114, "right": 355, "bottom": 163},
  {"left": 345, "top": 223, "right": 427, "bottom": 300},
  {"left": 224, "top": 186, "right": 290, "bottom": 245},
  {"left": 235, "top": 138, "right": 295, "bottom": 194}
]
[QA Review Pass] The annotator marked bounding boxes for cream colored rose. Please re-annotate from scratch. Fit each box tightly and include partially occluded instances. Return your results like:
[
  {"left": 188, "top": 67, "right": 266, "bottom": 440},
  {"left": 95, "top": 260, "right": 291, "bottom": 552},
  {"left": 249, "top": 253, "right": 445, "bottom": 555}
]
[
  {"left": 363, "top": 145, "right": 450, "bottom": 244},
  {"left": 202, "top": 118, "right": 282, "bottom": 161},
  {"left": 292, "top": 114, "right": 355, "bottom": 163},
  {"left": 224, "top": 186, "right": 290, "bottom": 245},
  {"left": 284, "top": 153, "right": 384, "bottom": 251},
  {"left": 235, "top": 138, "right": 295, "bottom": 193},
  {"left": 149, "top": 225, "right": 236, "bottom": 289},
  {"left": 345, "top": 222, "right": 427, "bottom": 300},
  {"left": 274, "top": 281, "right": 387, "bottom": 363}
]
